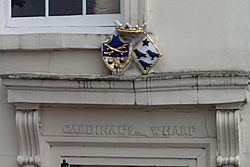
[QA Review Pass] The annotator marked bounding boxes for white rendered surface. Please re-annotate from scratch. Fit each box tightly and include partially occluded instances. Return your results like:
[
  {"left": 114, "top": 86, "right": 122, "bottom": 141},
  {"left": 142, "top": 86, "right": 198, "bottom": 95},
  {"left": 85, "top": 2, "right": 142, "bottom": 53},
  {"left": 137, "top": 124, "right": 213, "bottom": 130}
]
[{"left": 0, "top": 0, "right": 250, "bottom": 166}]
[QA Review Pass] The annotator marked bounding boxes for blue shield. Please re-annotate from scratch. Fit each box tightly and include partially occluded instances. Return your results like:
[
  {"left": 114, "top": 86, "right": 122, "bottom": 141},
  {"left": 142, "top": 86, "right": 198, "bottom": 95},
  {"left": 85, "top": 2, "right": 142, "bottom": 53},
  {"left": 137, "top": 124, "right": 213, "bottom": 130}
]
[{"left": 102, "top": 35, "right": 131, "bottom": 74}]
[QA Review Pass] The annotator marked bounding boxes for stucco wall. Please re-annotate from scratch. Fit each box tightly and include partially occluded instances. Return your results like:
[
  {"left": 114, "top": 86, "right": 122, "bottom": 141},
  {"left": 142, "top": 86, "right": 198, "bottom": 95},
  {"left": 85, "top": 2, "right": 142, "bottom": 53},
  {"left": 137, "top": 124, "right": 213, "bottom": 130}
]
[
  {"left": 148, "top": 0, "right": 250, "bottom": 72},
  {"left": 240, "top": 102, "right": 250, "bottom": 167},
  {"left": 0, "top": 0, "right": 250, "bottom": 166},
  {"left": 0, "top": 82, "right": 18, "bottom": 167},
  {"left": 0, "top": 49, "right": 111, "bottom": 167}
]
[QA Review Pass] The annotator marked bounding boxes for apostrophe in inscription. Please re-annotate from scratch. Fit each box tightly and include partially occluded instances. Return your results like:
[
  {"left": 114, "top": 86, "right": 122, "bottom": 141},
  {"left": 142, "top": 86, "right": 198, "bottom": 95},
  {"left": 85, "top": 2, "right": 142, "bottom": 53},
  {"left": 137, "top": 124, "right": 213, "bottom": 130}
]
[
  {"left": 63, "top": 124, "right": 138, "bottom": 137},
  {"left": 63, "top": 124, "right": 196, "bottom": 138}
]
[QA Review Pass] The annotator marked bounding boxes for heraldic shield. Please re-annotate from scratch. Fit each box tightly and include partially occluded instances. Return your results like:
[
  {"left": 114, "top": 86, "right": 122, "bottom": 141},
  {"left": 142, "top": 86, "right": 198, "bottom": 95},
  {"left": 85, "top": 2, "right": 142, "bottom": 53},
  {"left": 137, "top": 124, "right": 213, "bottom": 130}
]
[
  {"left": 102, "top": 35, "right": 131, "bottom": 74},
  {"left": 132, "top": 35, "right": 162, "bottom": 74}
]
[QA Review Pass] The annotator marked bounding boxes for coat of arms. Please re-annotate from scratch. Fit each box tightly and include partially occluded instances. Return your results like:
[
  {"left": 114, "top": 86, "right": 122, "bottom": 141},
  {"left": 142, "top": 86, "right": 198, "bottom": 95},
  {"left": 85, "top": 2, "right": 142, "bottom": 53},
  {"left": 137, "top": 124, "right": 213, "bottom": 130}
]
[
  {"left": 132, "top": 35, "right": 162, "bottom": 74},
  {"left": 101, "top": 21, "right": 163, "bottom": 75},
  {"left": 102, "top": 35, "right": 131, "bottom": 74}
]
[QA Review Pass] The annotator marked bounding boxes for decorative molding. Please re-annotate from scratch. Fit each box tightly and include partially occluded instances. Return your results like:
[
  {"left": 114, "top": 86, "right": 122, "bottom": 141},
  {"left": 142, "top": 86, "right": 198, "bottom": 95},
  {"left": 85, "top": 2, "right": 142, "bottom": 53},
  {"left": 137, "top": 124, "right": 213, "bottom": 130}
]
[
  {"left": 216, "top": 109, "right": 240, "bottom": 167},
  {"left": 48, "top": 138, "right": 215, "bottom": 167},
  {"left": 16, "top": 107, "right": 41, "bottom": 167},
  {"left": 1, "top": 72, "right": 248, "bottom": 105}
]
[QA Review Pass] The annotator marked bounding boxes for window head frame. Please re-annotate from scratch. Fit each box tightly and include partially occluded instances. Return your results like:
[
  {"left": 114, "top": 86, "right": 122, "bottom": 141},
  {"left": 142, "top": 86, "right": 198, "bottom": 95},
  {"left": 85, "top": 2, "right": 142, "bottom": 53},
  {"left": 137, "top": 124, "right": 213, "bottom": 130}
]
[{"left": 6, "top": 0, "right": 123, "bottom": 28}]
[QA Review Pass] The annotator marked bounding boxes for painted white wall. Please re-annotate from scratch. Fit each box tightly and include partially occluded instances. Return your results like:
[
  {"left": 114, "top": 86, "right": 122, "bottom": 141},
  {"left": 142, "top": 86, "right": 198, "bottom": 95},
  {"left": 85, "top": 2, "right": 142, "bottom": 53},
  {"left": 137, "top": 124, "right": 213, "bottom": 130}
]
[
  {"left": 0, "top": 81, "right": 18, "bottom": 167},
  {"left": 148, "top": 0, "right": 250, "bottom": 72},
  {"left": 240, "top": 101, "right": 250, "bottom": 167},
  {"left": 0, "top": 0, "right": 250, "bottom": 166},
  {"left": 147, "top": 1, "right": 250, "bottom": 163}
]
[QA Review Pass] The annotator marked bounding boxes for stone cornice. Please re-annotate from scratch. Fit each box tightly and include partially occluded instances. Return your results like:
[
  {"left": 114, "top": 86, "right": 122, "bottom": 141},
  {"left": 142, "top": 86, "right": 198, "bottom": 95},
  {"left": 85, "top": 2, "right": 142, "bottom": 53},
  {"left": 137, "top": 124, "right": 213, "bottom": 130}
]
[
  {"left": 0, "top": 71, "right": 249, "bottom": 81},
  {"left": 1, "top": 71, "right": 248, "bottom": 105}
]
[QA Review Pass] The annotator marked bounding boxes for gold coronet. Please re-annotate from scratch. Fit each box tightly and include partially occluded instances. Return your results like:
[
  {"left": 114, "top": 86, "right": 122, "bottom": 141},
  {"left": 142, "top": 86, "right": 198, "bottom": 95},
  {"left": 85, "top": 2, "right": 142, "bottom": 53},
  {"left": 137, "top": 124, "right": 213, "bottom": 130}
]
[{"left": 116, "top": 27, "right": 145, "bottom": 34}]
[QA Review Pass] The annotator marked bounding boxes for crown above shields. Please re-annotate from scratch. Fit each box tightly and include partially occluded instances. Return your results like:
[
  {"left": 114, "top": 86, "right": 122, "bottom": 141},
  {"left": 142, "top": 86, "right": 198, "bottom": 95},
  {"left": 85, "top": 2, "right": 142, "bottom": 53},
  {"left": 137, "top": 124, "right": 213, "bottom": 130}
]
[
  {"left": 101, "top": 20, "right": 163, "bottom": 75},
  {"left": 114, "top": 20, "right": 146, "bottom": 35}
]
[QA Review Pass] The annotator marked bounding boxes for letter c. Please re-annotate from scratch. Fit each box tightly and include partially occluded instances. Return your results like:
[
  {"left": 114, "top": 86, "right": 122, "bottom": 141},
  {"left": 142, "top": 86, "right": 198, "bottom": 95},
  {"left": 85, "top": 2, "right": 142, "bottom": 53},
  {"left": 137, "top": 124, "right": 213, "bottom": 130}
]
[{"left": 63, "top": 125, "right": 71, "bottom": 134}]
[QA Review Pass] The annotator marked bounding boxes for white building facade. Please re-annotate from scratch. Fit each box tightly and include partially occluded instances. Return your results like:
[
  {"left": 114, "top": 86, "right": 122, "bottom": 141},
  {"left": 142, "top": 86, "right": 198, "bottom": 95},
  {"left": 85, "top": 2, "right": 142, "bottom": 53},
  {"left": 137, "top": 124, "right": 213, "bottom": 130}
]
[{"left": 0, "top": 0, "right": 250, "bottom": 167}]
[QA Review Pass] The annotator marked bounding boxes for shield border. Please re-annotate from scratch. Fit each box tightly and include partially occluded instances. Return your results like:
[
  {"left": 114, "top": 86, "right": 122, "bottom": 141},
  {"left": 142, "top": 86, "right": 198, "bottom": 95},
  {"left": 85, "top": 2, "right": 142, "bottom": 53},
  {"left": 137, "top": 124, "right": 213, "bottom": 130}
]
[
  {"left": 101, "top": 35, "right": 132, "bottom": 74},
  {"left": 132, "top": 34, "right": 163, "bottom": 75}
]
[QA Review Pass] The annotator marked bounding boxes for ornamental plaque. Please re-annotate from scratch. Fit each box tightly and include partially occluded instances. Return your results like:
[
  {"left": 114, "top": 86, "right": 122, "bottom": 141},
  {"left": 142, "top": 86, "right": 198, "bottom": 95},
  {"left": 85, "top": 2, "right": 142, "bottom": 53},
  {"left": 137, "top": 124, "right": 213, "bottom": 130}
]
[
  {"left": 101, "top": 21, "right": 163, "bottom": 75},
  {"left": 102, "top": 35, "right": 131, "bottom": 74},
  {"left": 132, "top": 35, "right": 162, "bottom": 74}
]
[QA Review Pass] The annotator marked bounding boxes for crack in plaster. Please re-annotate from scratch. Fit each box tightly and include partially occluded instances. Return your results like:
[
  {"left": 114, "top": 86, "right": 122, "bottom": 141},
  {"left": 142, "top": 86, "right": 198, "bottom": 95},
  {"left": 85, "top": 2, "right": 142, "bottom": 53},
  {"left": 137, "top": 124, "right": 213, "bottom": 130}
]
[{"left": 132, "top": 80, "right": 137, "bottom": 105}]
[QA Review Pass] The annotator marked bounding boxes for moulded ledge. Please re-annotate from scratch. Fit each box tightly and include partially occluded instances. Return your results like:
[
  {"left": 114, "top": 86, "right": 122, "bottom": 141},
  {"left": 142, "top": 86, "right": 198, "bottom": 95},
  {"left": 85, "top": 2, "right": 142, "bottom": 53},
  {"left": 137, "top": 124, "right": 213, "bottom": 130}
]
[{"left": 1, "top": 71, "right": 249, "bottom": 106}]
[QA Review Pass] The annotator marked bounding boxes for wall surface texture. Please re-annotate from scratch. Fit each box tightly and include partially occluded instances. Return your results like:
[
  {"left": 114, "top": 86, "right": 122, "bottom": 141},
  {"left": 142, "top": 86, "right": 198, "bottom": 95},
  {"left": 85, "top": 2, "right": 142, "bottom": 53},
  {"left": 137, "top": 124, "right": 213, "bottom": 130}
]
[
  {"left": 0, "top": 0, "right": 250, "bottom": 166},
  {"left": 148, "top": 0, "right": 250, "bottom": 72}
]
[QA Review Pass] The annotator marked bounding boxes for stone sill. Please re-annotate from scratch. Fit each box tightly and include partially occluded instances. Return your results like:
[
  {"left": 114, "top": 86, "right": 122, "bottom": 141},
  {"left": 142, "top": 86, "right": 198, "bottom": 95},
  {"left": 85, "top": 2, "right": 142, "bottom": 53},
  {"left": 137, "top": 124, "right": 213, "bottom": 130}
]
[{"left": 0, "top": 33, "right": 109, "bottom": 51}]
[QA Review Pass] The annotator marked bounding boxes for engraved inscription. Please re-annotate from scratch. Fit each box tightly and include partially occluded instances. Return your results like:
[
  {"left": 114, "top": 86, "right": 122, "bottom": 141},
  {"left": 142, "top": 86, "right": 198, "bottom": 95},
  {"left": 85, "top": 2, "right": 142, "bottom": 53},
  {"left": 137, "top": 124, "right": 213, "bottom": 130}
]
[
  {"left": 63, "top": 124, "right": 196, "bottom": 138},
  {"left": 151, "top": 126, "right": 196, "bottom": 137},
  {"left": 63, "top": 125, "right": 138, "bottom": 136}
]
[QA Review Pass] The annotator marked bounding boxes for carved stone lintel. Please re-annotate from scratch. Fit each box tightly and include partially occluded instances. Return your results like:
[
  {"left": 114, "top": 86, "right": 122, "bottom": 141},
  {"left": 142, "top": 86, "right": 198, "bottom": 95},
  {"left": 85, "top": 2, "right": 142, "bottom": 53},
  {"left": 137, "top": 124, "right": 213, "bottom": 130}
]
[
  {"left": 216, "top": 109, "right": 240, "bottom": 167},
  {"left": 15, "top": 105, "right": 41, "bottom": 167}
]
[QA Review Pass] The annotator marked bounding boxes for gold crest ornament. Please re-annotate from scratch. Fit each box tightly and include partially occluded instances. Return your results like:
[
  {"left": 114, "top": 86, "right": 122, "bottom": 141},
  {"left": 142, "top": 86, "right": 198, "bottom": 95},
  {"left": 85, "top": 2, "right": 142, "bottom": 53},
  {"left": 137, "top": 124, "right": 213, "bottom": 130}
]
[
  {"left": 102, "top": 35, "right": 132, "bottom": 74},
  {"left": 132, "top": 35, "right": 163, "bottom": 74},
  {"left": 101, "top": 21, "right": 163, "bottom": 75},
  {"left": 115, "top": 21, "right": 146, "bottom": 35}
]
